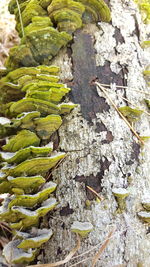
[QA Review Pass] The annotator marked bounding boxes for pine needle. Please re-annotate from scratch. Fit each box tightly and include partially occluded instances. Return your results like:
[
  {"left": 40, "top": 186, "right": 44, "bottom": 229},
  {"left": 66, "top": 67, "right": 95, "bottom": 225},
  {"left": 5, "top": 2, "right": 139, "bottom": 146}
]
[
  {"left": 28, "top": 234, "right": 80, "bottom": 267},
  {"left": 95, "top": 82, "right": 145, "bottom": 145},
  {"left": 100, "top": 85, "right": 150, "bottom": 116},
  {"left": 100, "top": 83, "right": 150, "bottom": 95},
  {"left": 86, "top": 186, "right": 104, "bottom": 201},
  {"left": 92, "top": 227, "right": 116, "bottom": 267},
  {"left": 15, "top": 0, "right": 24, "bottom": 37}
]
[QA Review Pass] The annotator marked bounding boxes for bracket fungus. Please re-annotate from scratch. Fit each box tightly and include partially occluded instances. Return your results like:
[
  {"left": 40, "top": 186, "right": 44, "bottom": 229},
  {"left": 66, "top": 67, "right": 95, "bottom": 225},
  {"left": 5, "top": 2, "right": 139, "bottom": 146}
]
[
  {"left": 145, "top": 99, "right": 150, "bottom": 109},
  {"left": 137, "top": 211, "right": 150, "bottom": 223},
  {"left": 71, "top": 221, "right": 93, "bottom": 237},
  {"left": 6, "top": 0, "right": 111, "bottom": 70},
  {"left": 141, "top": 199, "right": 150, "bottom": 211},
  {"left": 0, "top": 0, "right": 111, "bottom": 264},
  {"left": 3, "top": 240, "right": 37, "bottom": 264},
  {"left": 112, "top": 188, "right": 130, "bottom": 213},
  {"left": 76, "top": 0, "right": 111, "bottom": 23},
  {"left": 47, "top": 0, "right": 85, "bottom": 33},
  {"left": 3, "top": 228, "right": 53, "bottom": 263},
  {"left": 0, "top": 63, "right": 73, "bottom": 264},
  {"left": 16, "top": 228, "right": 53, "bottom": 249}
]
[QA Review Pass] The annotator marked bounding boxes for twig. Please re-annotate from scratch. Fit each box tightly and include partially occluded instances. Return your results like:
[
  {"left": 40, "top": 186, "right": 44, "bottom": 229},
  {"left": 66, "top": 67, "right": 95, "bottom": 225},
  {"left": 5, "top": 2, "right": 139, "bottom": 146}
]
[
  {"left": 68, "top": 256, "right": 93, "bottom": 267},
  {"left": 92, "top": 227, "right": 116, "bottom": 267},
  {"left": 28, "top": 234, "right": 80, "bottom": 267},
  {"left": 95, "top": 82, "right": 145, "bottom": 145},
  {"left": 86, "top": 186, "right": 104, "bottom": 201}
]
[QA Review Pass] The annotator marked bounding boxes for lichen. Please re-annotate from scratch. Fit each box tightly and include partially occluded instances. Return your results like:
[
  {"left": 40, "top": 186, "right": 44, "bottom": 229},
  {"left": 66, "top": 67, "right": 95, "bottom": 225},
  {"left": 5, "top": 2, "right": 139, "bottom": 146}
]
[{"left": 137, "top": 211, "right": 150, "bottom": 223}]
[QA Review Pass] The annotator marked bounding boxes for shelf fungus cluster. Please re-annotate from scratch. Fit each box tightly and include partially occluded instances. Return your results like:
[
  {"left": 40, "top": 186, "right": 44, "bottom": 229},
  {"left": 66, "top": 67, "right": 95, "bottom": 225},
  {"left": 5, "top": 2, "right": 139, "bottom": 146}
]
[
  {"left": 0, "top": 65, "right": 76, "bottom": 264},
  {"left": 6, "top": 0, "right": 111, "bottom": 71},
  {"left": 0, "top": 0, "right": 111, "bottom": 265}
]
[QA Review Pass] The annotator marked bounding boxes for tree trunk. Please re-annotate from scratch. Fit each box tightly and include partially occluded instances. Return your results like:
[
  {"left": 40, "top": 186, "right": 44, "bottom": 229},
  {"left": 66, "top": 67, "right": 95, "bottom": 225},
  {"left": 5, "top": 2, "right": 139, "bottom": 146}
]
[
  {"left": 1, "top": 0, "right": 149, "bottom": 266},
  {"left": 38, "top": 1, "right": 150, "bottom": 266}
]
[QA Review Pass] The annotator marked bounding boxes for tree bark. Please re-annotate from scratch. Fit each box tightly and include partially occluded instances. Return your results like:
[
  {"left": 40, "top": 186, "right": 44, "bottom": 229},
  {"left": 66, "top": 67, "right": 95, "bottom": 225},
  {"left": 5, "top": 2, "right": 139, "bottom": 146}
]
[
  {"left": 39, "top": 1, "right": 149, "bottom": 266},
  {"left": 0, "top": 0, "right": 149, "bottom": 266}
]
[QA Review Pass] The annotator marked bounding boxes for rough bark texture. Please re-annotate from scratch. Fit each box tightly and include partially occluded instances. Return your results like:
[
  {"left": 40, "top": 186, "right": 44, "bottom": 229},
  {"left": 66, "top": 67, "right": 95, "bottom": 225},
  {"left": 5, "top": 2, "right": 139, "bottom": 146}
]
[{"left": 38, "top": 1, "right": 150, "bottom": 266}]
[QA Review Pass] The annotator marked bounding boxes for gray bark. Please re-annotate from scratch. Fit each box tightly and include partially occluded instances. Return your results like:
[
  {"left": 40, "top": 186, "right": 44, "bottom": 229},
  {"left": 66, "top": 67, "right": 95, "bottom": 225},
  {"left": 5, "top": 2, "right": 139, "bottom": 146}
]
[
  {"left": 40, "top": 1, "right": 150, "bottom": 266},
  {"left": 3, "top": 0, "right": 146, "bottom": 266}
]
